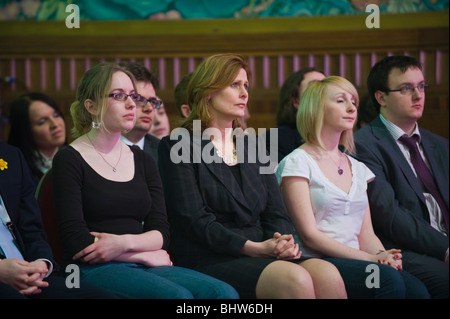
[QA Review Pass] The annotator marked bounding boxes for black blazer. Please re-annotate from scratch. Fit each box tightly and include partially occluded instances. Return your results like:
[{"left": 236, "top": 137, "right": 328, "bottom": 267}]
[
  {"left": 143, "top": 133, "right": 160, "bottom": 166},
  {"left": 0, "top": 142, "right": 56, "bottom": 265},
  {"left": 158, "top": 132, "right": 293, "bottom": 268},
  {"left": 354, "top": 117, "right": 449, "bottom": 260}
]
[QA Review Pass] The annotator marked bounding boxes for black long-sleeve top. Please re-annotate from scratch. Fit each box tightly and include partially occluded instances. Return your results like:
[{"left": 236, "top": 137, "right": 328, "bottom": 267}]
[{"left": 52, "top": 145, "right": 170, "bottom": 265}]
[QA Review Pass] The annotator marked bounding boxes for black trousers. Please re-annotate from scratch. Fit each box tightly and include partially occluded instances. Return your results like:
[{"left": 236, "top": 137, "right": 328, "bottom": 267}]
[
  {"left": 402, "top": 250, "right": 449, "bottom": 299},
  {"left": 0, "top": 273, "right": 117, "bottom": 299}
]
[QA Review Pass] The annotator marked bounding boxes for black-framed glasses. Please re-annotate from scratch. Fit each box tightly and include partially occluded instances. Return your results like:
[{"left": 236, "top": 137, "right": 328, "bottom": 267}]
[
  {"left": 386, "top": 83, "right": 429, "bottom": 95},
  {"left": 135, "top": 96, "right": 163, "bottom": 109},
  {"left": 108, "top": 92, "right": 140, "bottom": 102}
]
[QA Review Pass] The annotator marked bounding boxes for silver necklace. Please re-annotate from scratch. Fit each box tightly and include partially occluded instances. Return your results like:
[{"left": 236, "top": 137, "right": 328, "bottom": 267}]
[
  {"left": 87, "top": 135, "right": 122, "bottom": 172},
  {"left": 216, "top": 148, "right": 237, "bottom": 166}
]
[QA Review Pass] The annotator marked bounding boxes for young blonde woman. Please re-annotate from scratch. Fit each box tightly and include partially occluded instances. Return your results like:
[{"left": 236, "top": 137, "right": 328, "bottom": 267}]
[
  {"left": 276, "top": 76, "right": 429, "bottom": 298},
  {"left": 51, "top": 62, "right": 238, "bottom": 299}
]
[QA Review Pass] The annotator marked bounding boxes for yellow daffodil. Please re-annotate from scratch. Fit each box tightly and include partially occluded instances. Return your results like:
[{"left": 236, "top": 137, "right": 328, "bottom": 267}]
[{"left": 0, "top": 158, "right": 8, "bottom": 171}]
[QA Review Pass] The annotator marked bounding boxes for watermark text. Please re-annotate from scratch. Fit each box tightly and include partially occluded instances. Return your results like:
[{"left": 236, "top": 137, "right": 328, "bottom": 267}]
[
  {"left": 65, "top": 4, "right": 80, "bottom": 29},
  {"left": 365, "top": 4, "right": 380, "bottom": 29}
]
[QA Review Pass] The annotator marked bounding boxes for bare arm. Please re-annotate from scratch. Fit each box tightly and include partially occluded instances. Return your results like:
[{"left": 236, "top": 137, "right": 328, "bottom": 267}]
[
  {"left": 72, "top": 230, "right": 164, "bottom": 264},
  {"left": 281, "top": 176, "right": 377, "bottom": 262}
]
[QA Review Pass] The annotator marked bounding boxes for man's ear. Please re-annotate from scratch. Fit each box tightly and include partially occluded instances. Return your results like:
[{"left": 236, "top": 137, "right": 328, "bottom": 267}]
[
  {"left": 181, "top": 104, "right": 191, "bottom": 118},
  {"left": 84, "top": 99, "right": 97, "bottom": 116},
  {"left": 374, "top": 90, "right": 386, "bottom": 108},
  {"left": 292, "top": 98, "right": 300, "bottom": 110}
]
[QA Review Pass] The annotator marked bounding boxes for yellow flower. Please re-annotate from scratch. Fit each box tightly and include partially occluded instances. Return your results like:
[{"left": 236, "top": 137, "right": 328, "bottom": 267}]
[{"left": 0, "top": 158, "right": 8, "bottom": 171}]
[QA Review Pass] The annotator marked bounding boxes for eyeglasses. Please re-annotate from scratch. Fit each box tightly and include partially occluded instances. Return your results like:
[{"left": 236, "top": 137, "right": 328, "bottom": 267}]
[
  {"left": 108, "top": 92, "right": 140, "bottom": 102},
  {"left": 135, "top": 96, "right": 163, "bottom": 109},
  {"left": 386, "top": 83, "right": 429, "bottom": 95}
]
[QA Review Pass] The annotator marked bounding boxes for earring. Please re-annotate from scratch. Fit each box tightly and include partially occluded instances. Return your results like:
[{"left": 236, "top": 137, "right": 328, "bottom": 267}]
[{"left": 92, "top": 121, "right": 101, "bottom": 129}]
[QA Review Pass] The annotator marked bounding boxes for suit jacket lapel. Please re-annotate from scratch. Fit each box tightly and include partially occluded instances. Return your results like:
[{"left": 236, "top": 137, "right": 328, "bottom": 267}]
[
  {"left": 419, "top": 130, "right": 449, "bottom": 209},
  {"left": 371, "top": 118, "right": 427, "bottom": 205},
  {"left": 201, "top": 136, "right": 265, "bottom": 212}
]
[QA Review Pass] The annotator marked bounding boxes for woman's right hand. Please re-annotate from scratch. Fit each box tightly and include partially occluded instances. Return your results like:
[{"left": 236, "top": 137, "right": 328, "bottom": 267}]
[{"left": 133, "top": 250, "right": 173, "bottom": 267}]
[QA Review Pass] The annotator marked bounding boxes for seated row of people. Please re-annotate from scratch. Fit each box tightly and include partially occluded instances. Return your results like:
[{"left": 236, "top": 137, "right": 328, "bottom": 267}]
[{"left": 1, "top": 54, "right": 447, "bottom": 299}]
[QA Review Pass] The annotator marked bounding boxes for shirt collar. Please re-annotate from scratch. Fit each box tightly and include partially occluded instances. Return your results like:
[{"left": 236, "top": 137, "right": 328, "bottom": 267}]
[
  {"left": 379, "top": 114, "right": 421, "bottom": 142},
  {"left": 120, "top": 135, "right": 145, "bottom": 150}
]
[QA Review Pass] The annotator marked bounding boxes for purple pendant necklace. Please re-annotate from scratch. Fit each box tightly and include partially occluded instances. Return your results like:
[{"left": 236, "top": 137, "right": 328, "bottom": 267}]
[{"left": 331, "top": 153, "right": 345, "bottom": 175}]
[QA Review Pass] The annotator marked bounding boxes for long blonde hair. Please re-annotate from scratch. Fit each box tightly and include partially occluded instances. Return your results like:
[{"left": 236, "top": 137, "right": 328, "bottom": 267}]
[
  {"left": 181, "top": 53, "right": 251, "bottom": 133},
  {"left": 70, "top": 62, "right": 136, "bottom": 138},
  {"left": 297, "top": 76, "right": 359, "bottom": 155}
]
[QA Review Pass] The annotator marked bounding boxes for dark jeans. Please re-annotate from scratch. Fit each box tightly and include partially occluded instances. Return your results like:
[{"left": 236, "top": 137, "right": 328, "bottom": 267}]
[
  {"left": 80, "top": 262, "right": 239, "bottom": 299},
  {"left": 324, "top": 257, "right": 430, "bottom": 299}
]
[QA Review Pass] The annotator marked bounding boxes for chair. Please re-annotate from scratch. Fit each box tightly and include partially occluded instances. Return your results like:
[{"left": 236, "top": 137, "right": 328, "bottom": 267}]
[{"left": 35, "top": 168, "right": 63, "bottom": 265}]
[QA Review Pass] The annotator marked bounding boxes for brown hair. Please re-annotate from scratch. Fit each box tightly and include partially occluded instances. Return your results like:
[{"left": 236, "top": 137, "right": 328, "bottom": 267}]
[{"left": 181, "top": 53, "right": 251, "bottom": 133}]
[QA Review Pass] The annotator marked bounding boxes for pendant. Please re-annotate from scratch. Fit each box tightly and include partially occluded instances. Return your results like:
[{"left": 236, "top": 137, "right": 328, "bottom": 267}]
[
  {"left": 338, "top": 168, "right": 343, "bottom": 175},
  {"left": 112, "top": 167, "right": 117, "bottom": 172}
]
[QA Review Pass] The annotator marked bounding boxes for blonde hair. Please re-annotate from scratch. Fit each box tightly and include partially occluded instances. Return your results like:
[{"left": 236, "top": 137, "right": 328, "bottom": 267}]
[
  {"left": 70, "top": 62, "right": 136, "bottom": 138},
  {"left": 296, "top": 76, "right": 359, "bottom": 155},
  {"left": 181, "top": 53, "right": 251, "bottom": 132}
]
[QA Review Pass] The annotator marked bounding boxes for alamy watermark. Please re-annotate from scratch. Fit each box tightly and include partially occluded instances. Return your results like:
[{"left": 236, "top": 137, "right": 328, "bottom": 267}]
[
  {"left": 65, "top": 4, "right": 80, "bottom": 29},
  {"left": 64, "top": 262, "right": 381, "bottom": 289},
  {"left": 65, "top": 264, "right": 80, "bottom": 288},
  {"left": 168, "top": 121, "right": 278, "bottom": 174},
  {"left": 365, "top": 264, "right": 380, "bottom": 289},
  {"left": 365, "top": 4, "right": 380, "bottom": 29}
]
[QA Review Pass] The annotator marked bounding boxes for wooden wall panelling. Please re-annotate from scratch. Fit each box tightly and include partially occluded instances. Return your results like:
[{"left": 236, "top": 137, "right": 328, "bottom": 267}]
[{"left": 0, "top": 12, "right": 448, "bottom": 141}]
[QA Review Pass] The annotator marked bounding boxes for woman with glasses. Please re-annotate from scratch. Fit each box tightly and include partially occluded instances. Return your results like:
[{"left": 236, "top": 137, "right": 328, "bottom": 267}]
[{"left": 51, "top": 62, "right": 239, "bottom": 299}]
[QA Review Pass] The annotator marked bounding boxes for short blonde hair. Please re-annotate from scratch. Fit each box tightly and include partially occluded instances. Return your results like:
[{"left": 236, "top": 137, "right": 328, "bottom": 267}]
[
  {"left": 296, "top": 76, "right": 359, "bottom": 155},
  {"left": 70, "top": 62, "right": 136, "bottom": 138},
  {"left": 181, "top": 53, "right": 251, "bottom": 133}
]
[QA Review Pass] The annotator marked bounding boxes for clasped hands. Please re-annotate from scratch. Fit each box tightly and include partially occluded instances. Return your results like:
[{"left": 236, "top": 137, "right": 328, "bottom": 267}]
[
  {"left": 269, "top": 232, "right": 302, "bottom": 260},
  {"left": 375, "top": 249, "right": 402, "bottom": 271},
  {"left": 0, "top": 259, "right": 49, "bottom": 295}
]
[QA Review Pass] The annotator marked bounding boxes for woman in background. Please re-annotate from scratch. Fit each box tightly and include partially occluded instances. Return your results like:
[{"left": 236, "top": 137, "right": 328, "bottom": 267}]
[
  {"left": 268, "top": 67, "right": 325, "bottom": 162},
  {"left": 8, "top": 92, "right": 66, "bottom": 184}
]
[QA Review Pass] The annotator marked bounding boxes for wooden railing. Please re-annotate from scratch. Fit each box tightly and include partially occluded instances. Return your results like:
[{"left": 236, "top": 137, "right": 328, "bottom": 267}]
[{"left": 0, "top": 11, "right": 448, "bottom": 141}]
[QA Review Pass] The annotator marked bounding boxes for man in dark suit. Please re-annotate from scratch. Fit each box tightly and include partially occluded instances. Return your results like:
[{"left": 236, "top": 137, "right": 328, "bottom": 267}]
[
  {"left": 0, "top": 142, "right": 116, "bottom": 298},
  {"left": 354, "top": 55, "right": 448, "bottom": 298},
  {"left": 120, "top": 62, "right": 161, "bottom": 164}
]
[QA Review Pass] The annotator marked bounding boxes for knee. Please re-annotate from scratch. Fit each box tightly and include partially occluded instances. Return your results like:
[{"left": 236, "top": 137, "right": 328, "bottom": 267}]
[
  {"left": 285, "top": 266, "right": 316, "bottom": 299},
  {"left": 301, "top": 259, "right": 347, "bottom": 299},
  {"left": 377, "top": 265, "right": 407, "bottom": 299},
  {"left": 257, "top": 261, "right": 315, "bottom": 299}
]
